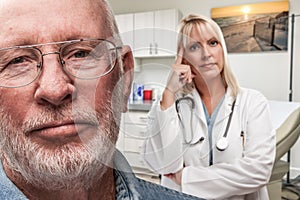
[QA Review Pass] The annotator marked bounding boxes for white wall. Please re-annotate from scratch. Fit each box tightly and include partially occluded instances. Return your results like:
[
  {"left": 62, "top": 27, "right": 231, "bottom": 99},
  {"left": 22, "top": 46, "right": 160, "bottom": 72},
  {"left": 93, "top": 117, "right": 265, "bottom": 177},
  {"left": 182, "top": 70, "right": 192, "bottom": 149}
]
[
  {"left": 109, "top": 0, "right": 300, "bottom": 102},
  {"left": 108, "top": 0, "right": 300, "bottom": 178}
]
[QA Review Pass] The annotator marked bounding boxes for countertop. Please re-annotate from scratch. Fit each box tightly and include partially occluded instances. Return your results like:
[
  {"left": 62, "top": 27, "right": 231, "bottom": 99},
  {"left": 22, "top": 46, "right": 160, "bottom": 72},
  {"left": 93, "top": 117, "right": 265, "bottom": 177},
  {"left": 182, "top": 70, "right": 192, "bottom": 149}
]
[{"left": 128, "top": 100, "right": 153, "bottom": 111}]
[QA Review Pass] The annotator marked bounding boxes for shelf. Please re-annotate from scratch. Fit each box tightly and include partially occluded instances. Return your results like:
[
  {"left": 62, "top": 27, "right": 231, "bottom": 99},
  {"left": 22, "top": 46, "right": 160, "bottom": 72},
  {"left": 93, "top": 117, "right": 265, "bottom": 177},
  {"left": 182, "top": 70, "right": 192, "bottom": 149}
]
[{"left": 134, "top": 54, "right": 175, "bottom": 59}]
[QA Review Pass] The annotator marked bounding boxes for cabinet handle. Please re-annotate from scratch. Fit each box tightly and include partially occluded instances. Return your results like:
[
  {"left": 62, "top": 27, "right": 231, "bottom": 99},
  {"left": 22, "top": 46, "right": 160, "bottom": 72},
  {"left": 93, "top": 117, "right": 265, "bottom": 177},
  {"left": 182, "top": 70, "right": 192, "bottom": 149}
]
[
  {"left": 139, "top": 117, "right": 148, "bottom": 122},
  {"left": 155, "top": 43, "right": 158, "bottom": 54},
  {"left": 149, "top": 43, "right": 153, "bottom": 55},
  {"left": 139, "top": 131, "right": 146, "bottom": 135}
]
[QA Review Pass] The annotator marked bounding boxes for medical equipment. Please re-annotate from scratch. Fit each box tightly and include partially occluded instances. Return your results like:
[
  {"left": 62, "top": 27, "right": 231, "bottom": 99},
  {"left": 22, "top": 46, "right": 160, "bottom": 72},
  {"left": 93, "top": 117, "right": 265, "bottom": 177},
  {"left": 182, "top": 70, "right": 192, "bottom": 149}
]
[
  {"left": 175, "top": 96, "right": 195, "bottom": 144},
  {"left": 175, "top": 96, "right": 236, "bottom": 151},
  {"left": 216, "top": 100, "right": 236, "bottom": 151}
]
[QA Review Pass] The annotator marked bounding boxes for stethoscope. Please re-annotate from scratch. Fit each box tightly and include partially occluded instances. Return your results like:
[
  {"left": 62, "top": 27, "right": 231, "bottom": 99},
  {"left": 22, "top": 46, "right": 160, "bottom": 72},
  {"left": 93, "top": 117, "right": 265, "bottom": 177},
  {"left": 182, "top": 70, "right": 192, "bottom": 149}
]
[{"left": 175, "top": 96, "right": 236, "bottom": 151}]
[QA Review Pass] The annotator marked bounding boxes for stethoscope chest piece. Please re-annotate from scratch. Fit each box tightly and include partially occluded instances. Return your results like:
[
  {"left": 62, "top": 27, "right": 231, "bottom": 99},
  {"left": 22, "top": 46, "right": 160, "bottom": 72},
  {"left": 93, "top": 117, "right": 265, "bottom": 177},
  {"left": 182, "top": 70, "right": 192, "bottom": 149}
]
[
  {"left": 176, "top": 95, "right": 236, "bottom": 152},
  {"left": 215, "top": 99, "right": 236, "bottom": 151},
  {"left": 216, "top": 136, "right": 229, "bottom": 151}
]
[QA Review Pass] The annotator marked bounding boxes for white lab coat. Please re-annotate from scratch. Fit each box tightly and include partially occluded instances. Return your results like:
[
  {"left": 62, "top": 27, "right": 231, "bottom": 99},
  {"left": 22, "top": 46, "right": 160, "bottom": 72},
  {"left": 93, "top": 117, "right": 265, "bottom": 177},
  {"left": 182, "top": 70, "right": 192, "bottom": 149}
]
[{"left": 143, "top": 87, "right": 276, "bottom": 200}]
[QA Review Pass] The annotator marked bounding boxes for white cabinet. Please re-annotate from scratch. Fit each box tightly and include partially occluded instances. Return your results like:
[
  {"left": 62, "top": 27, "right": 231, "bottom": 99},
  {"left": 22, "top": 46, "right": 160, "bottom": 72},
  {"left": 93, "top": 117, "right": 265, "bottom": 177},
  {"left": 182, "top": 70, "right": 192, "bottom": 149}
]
[
  {"left": 134, "top": 9, "right": 181, "bottom": 57},
  {"left": 116, "top": 9, "right": 181, "bottom": 58},
  {"left": 116, "top": 110, "right": 157, "bottom": 175},
  {"left": 134, "top": 11, "right": 155, "bottom": 57},
  {"left": 115, "top": 13, "right": 134, "bottom": 49},
  {"left": 115, "top": 13, "right": 142, "bottom": 71},
  {"left": 154, "top": 9, "right": 180, "bottom": 57}
]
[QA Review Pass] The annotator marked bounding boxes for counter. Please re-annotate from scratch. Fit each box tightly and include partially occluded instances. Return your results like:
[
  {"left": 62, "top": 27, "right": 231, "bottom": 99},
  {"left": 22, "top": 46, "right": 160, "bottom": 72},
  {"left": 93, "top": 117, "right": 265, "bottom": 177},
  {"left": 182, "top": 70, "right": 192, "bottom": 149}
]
[{"left": 128, "top": 100, "right": 153, "bottom": 111}]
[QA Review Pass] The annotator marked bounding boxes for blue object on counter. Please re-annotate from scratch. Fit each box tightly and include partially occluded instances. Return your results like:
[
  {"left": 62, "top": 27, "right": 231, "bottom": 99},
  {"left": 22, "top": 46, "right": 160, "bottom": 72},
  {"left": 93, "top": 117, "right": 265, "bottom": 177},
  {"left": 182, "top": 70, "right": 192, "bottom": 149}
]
[{"left": 133, "top": 83, "right": 144, "bottom": 101}]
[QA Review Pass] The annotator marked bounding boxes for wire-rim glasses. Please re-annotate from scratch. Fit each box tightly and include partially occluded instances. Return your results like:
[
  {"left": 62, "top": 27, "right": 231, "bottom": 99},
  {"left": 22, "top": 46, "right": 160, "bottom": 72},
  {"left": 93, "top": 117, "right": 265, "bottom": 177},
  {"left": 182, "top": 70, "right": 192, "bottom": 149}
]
[{"left": 0, "top": 38, "right": 121, "bottom": 88}]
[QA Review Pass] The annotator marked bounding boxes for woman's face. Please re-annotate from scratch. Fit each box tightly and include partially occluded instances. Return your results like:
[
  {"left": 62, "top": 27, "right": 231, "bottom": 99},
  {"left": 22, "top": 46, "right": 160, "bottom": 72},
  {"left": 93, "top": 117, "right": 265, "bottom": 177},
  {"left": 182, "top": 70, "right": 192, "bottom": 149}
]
[{"left": 183, "top": 23, "right": 224, "bottom": 83}]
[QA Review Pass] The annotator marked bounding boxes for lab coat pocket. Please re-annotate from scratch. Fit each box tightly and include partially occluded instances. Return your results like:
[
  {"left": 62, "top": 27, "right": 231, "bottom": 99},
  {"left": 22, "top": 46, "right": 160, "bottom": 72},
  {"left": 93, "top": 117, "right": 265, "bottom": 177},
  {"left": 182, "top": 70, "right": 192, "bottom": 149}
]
[
  {"left": 214, "top": 121, "right": 244, "bottom": 164},
  {"left": 184, "top": 141, "right": 210, "bottom": 167}
]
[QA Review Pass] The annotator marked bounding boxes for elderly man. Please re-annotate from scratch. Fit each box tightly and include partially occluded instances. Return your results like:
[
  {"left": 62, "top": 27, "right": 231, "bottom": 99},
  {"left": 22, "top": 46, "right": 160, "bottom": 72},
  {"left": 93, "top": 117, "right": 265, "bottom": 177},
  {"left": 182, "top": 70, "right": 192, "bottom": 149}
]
[{"left": 0, "top": 0, "right": 200, "bottom": 199}]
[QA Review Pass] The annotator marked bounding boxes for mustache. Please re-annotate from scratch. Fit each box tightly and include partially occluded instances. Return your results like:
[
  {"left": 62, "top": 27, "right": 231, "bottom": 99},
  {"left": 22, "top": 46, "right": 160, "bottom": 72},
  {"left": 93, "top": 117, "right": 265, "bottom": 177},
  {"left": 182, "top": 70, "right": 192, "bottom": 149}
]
[{"left": 22, "top": 104, "right": 109, "bottom": 136}]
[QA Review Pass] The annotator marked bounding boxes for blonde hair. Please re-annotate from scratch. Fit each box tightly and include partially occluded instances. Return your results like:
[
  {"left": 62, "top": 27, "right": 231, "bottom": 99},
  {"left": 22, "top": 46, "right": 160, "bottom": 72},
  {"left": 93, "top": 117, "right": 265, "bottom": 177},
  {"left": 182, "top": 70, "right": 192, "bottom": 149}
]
[{"left": 177, "top": 14, "right": 240, "bottom": 97}]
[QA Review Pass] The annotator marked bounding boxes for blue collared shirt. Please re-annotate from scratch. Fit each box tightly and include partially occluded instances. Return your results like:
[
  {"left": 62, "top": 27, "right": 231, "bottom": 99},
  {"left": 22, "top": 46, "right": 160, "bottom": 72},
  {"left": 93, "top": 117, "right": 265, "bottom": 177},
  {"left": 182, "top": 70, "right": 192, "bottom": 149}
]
[{"left": 0, "top": 150, "right": 201, "bottom": 200}]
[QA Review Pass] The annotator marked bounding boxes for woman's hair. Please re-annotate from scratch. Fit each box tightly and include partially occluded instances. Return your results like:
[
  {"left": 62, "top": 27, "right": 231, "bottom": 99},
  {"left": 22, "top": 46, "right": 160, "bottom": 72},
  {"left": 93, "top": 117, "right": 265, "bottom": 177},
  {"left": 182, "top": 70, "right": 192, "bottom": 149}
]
[{"left": 177, "top": 14, "right": 240, "bottom": 97}]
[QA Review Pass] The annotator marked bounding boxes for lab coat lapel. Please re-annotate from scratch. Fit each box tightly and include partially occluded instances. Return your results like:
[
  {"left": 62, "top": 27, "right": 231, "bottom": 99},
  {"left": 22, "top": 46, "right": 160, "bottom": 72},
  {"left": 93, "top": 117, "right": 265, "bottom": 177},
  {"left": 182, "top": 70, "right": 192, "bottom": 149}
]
[
  {"left": 190, "top": 89, "right": 208, "bottom": 144},
  {"left": 214, "top": 88, "right": 235, "bottom": 126},
  {"left": 192, "top": 89, "right": 207, "bottom": 125}
]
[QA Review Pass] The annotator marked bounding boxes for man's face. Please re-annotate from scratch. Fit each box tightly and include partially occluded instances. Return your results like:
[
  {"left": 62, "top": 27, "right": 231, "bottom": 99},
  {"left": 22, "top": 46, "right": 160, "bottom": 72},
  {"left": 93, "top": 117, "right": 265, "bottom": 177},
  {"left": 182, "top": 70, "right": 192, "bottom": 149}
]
[{"left": 0, "top": 0, "right": 129, "bottom": 190}]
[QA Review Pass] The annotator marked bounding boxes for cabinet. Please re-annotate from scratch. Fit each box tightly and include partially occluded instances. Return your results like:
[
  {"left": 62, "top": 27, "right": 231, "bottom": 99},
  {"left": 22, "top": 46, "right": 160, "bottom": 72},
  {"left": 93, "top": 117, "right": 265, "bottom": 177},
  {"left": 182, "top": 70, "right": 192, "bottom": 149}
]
[
  {"left": 134, "top": 9, "right": 181, "bottom": 57},
  {"left": 116, "top": 9, "right": 181, "bottom": 58},
  {"left": 115, "top": 13, "right": 142, "bottom": 71},
  {"left": 115, "top": 13, "right": 134, "bottom": 49},
  {"left": 154, "top": 9, "right": 181, "bottom": 57},
  {"left": 134, "top": 11, "right": 155, "bottom": 57},
  {"left": 116, "top": 110, "right": 157, "bottom": 175}
]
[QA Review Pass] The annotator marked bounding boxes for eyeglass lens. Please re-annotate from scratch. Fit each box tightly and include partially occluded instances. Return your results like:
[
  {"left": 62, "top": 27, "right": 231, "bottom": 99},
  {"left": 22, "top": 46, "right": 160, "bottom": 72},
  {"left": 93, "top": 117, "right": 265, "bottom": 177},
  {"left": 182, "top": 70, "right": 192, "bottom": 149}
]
[{"left": 0, "top": 39, "right": 117, "bottom": 88}]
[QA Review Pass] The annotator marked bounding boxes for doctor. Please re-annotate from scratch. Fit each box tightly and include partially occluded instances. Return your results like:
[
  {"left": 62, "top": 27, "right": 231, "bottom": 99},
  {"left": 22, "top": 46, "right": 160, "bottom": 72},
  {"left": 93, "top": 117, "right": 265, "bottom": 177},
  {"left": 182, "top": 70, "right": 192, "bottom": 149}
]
[{"left": 143, "top": 14, "right": 276, "bottom": 199}]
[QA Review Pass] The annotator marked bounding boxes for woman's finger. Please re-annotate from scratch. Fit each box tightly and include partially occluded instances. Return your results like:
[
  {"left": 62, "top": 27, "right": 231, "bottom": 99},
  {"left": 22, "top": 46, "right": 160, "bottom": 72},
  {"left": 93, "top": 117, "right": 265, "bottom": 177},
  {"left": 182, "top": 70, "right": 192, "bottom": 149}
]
[{"left": 175, "top": 48, "right": 184, "bottom": 65}]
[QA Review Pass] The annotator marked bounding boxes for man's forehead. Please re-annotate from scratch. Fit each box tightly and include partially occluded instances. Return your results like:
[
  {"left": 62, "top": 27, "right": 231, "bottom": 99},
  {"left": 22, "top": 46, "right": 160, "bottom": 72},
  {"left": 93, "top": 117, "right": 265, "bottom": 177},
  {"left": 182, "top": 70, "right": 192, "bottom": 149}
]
[
  {"left": 0, "top": 0, "right": 104, "bottom": 19},
  {"left": 0, "top": 0, "right": 110, "bottom": 48},
  {"left": 0, "top": 0, "right": 102, "bottom": 9}
]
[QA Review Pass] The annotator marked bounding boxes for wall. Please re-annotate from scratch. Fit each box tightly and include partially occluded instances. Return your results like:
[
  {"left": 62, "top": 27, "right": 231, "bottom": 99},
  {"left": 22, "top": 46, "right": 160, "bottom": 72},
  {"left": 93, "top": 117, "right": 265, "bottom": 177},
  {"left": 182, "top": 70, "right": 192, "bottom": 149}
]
[{"left": 108, "top": 0, "right": 300, "bottom": 178}]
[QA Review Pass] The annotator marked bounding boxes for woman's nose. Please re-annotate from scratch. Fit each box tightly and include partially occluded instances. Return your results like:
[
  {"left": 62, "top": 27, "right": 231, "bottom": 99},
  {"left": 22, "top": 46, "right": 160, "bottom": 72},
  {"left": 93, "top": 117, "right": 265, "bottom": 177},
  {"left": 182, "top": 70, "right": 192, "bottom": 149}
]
[
  {"left": 34, "top": 55, "right": 77, "bottom": 106},
  {"left": 201, "top": 46, "right": 211, "bottom": 60}
]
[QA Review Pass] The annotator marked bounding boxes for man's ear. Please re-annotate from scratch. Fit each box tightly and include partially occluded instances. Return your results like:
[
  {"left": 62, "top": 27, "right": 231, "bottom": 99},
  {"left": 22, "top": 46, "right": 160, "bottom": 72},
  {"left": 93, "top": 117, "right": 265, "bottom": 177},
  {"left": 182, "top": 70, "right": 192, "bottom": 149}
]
[{"left": 120, "top": 45, "right": 134, "bottom": 112}]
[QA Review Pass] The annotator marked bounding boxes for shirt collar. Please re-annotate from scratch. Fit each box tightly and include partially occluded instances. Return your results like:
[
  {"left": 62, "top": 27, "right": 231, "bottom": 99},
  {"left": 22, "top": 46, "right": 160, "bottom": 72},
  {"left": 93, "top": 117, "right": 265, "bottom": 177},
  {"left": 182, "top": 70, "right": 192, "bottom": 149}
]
[
  {"left": 0, "top": 159, "right": 27, "bottom": 199},
  {"left": 0, "top": 150, "right": 139, "bottom": 200}
]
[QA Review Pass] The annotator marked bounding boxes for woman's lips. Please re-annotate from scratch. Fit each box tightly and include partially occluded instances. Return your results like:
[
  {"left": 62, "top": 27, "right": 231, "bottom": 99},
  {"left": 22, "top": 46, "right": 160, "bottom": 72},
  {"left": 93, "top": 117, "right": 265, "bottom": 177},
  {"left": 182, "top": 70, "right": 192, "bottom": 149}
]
[{"left": 200, "top": 63, "right": 216, "bottom": 68}]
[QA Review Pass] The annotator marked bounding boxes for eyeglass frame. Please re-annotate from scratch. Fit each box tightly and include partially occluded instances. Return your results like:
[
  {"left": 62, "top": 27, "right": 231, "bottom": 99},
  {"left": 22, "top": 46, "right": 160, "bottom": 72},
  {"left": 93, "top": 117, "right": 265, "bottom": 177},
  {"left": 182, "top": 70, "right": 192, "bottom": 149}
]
[{"left": 0, "top": 38, "right": 123, "bottom": 88}]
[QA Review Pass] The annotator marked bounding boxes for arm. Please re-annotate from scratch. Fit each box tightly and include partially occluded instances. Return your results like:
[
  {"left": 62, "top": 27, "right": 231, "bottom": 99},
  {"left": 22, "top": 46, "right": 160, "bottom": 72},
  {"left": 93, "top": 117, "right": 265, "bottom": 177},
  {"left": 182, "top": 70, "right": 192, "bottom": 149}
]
[
  {"left": 143, "top": 49, "right": 194, "bottom": 174},
  {"left": 143, "top": 100, "right": 184, "bottom": 174}
]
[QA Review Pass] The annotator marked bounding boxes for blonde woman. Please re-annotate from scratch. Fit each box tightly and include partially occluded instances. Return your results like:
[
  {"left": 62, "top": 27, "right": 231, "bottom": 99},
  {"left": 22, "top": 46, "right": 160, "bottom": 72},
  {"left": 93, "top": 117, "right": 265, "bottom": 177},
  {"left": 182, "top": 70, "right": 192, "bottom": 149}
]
[{"left": 143, "top": 14, "right": 275, "bottom": 200}]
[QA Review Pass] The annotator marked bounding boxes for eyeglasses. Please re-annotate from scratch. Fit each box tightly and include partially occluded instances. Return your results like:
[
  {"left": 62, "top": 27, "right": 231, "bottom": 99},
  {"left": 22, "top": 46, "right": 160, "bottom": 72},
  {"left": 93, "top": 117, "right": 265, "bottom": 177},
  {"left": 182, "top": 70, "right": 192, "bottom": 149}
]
[{"left": 0, "top": 39, "right": 122, "bottom": 88}]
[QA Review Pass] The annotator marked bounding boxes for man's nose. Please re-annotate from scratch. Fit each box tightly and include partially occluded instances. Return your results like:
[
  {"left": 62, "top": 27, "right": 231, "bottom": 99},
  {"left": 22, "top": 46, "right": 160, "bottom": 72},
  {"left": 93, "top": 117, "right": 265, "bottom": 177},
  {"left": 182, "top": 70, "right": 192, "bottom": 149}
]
[{"left": 34, "top": 54, "right": 77, "bottom": 106}]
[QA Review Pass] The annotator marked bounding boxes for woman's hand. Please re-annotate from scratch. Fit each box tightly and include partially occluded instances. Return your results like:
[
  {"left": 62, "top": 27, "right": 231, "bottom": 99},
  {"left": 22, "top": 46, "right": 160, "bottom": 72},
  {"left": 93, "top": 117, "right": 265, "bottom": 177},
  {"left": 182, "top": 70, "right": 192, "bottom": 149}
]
[
  {"left": 160, "top": 49, "right": 194, "bottom": 110},
  {"left": 166, "top": 49, "right": 194, "bottom": 94},
  {"left": 164, "top": 168, "right": 183, "bottom": 186}
]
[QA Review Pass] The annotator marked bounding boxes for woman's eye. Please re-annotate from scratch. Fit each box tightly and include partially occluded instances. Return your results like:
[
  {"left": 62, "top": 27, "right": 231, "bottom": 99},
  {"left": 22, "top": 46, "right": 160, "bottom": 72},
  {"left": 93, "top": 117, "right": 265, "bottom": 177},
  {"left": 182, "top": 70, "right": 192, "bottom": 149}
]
[
  {"left": 209, "top": 40, "right": 219, "bottom": 46},
  {"left": 189, "top": 43, "right": 201, "bottom": 52}
]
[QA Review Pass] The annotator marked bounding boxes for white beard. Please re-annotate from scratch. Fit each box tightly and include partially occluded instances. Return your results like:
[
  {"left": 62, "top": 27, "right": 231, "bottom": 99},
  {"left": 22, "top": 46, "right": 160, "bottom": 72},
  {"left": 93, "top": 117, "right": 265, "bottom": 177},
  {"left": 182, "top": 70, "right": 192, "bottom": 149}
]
[{"left": 0, "top": 104, "right": 119, "bottom": 190}]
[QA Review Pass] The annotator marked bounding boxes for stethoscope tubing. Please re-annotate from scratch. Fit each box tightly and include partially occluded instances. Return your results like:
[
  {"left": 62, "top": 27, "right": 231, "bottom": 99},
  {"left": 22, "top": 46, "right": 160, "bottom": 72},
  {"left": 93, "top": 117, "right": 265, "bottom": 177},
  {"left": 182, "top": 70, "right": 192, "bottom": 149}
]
[
  {"left": 176, "top": 96, "right": 236, "bottom": 151},
  {"left": 223, "top": 100, "right": 236, "bottom": 138}
]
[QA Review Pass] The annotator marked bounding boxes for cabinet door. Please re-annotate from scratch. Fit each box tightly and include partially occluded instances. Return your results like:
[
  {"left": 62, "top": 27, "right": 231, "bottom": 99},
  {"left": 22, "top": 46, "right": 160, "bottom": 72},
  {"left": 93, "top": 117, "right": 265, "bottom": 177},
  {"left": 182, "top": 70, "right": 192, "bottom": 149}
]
[
  {"left": 115, "top": 13, "right": 134, "bottom": 49},
  {"left": 124, "top": 152, "right": 147, "bottom": 169},
  {"left": 124, "top": 111, "right": 148, "bottom": 125},
  {"left": 154, "top": 9, "right": 180, "bottom": 56},
  {"left": 124, "top": 124, "right": 147, "bottom": 139},
  {"left": 134, "top": 11, "right": 155, "bottom": 57}
]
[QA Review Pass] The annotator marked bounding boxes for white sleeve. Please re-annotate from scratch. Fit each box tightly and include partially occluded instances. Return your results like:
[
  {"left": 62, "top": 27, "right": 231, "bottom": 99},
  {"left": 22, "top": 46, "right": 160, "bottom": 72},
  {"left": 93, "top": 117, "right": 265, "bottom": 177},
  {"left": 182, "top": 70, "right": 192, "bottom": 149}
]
[
  {"left": 181, "top": 92, "right": 276, "bottom": 199},
  {"left": 142, "top": 100, "right": 184, "bottom": 174}
]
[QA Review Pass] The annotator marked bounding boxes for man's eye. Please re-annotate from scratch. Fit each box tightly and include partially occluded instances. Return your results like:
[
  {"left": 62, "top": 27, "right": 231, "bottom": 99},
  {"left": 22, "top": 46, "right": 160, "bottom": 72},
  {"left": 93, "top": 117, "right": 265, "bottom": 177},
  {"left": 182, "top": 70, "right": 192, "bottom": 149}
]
[
  {"left": 9, "top": 57, "right": 27, "bottom": 65},
  {"left": 72, "top": 50, "right": 90, "bottom": 58}
]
